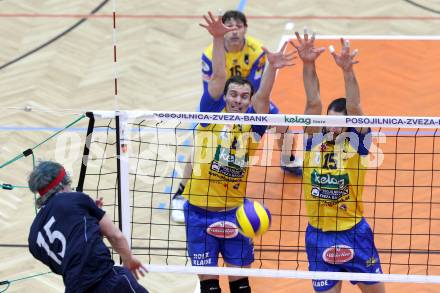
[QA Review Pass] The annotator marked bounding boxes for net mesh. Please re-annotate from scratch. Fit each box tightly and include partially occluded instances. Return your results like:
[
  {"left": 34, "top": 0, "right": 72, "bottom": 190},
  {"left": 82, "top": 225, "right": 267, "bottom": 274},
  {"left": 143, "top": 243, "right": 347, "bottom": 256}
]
[
  {"left": 80, "top": 118, "right": 120, "bottom": 258},
  {"left": 81, "top": 111, "right": 440, "bottom": 282}
]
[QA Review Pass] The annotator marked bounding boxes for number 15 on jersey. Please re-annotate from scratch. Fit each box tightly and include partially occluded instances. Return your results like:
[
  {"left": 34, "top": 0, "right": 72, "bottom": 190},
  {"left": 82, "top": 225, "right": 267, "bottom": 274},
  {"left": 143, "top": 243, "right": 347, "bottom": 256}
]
[{"left": 36, "top": 216, "right": 67, "bottom": 265}]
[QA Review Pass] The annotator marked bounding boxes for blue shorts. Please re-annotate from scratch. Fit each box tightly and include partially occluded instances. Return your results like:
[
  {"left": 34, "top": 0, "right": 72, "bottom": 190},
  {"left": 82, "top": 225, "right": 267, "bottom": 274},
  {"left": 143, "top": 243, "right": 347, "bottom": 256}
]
[
  {"left": 86, "top": 266, "right": 148, "bottom": 293},
  {"left": 305, "top": 218, "right": 383, "bottom": 292},
  {"left": 184, "top": 201, "right": 254, "bottom": 267}
]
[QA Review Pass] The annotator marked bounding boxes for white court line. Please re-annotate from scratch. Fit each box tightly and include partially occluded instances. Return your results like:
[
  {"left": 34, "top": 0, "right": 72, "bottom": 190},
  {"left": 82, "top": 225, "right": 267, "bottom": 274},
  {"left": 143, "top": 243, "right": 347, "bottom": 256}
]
[
  {"left": 2, "top": 192, "right": 23, "bottom": 203},
  {"left": 193, "top": 280, "right": 200, "bottom": 293},
  {"left": 0, "top": 198, "right": 19, "bottom": 210},
  {"left": 0, "top": 219, "right": 11, "bottom": 228},
  {"left": 279, "top": 34, "right": 440, "bottom": 49},
  {"left": 317, "top": 35, "right": 440, "bottom": 40},
  {"left": 0, "top": 210, "right": 10, "bottom": 219},
  {"left": 35, "top": 275, "right": 64, "bottom": 292}
]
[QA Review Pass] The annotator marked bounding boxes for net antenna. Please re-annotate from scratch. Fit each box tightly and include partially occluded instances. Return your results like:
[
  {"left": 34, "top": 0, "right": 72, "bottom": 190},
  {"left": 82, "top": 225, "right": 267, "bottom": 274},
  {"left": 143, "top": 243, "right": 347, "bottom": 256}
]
[
  {"left": 116, "top": 113, "right": 132, "bottom": 247},
  {"left": 76, "top": 112, "right": 95, "bottom": 192},
  {"left": 111, "top": 0, "right": 132, "bottom": 247}
]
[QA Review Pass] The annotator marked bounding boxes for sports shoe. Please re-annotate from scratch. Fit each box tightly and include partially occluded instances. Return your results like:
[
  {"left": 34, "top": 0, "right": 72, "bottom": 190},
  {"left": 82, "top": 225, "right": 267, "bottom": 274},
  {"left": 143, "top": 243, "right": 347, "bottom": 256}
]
[
  {"left": 171, "top": 183, "right": 186, "bottom": 223},
  {"left": 171, "top": 194, "right": 186, "bottom": 223},
  {"left": 281, "top": 155, "right": 303, "bottom": 177}
]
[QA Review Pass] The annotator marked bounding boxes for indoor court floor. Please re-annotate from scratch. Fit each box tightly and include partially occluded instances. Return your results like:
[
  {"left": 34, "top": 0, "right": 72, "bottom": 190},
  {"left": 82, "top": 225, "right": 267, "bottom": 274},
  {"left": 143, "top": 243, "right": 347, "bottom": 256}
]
[{"left": 1, "top": 0, "right": 440, "bottom": 292}]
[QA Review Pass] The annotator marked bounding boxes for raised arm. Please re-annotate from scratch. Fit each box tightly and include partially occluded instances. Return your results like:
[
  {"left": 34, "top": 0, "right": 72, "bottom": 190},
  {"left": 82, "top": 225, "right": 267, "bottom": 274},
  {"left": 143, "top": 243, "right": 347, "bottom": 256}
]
[
  {"left": 329, "top": 38, "right": 361, "bottom": 115},
  {"left": 291, "top": 29, "right": 325, "bottom": 134},
  {"left": 199, "top": 12, "right": 237, "bottom": 100},
  {"left": 329, "top": 38, "right": 367, "bottom": 133},
  {"left": 252, "top": 42, "right": 296, "bottom": 114},
  {"left": 99, "top": 215, "right": 147, "bottom": 279}
]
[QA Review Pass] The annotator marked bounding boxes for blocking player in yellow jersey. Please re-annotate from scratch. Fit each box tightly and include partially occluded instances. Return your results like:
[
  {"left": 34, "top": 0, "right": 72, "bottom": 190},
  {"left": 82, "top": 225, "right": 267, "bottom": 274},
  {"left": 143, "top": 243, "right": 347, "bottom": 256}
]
[
  {"left": 171, "top": 10, "right": 301, "bottom": 223},
  {"left": 183, "top": 12, "right": 296, "bottom": 293},
  {"left": 201, "top": 10, "right": 302, "bottom": 176},
  {"left": 291, "top": 30, "right": 385, "bottom": 293},
  {"left": 201, "top": 10, "right": 265, "bottom": 94}
]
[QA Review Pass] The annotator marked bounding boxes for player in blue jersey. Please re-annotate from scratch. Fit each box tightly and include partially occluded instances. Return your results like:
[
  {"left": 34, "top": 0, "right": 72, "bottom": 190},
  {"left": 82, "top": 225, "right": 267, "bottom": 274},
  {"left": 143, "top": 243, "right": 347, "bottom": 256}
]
[{"left": 28, "top": 161, "right": 148, "bottom": 293}]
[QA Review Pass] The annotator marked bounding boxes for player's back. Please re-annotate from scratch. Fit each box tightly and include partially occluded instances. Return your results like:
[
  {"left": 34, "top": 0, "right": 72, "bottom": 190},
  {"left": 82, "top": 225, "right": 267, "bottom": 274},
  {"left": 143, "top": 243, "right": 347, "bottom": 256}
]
[{"left": 28, "top": 192, "right": 114, "bottom": 293}]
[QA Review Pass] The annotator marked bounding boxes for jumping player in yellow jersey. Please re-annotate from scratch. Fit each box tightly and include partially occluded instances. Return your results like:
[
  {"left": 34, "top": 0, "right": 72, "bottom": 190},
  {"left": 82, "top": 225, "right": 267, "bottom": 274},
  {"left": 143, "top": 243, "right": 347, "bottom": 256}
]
[
  {"left": 291, "top": 30, "right": 385, "bottom": 293},
  {"left": 201, "top": 10, "right": 302, "bottom": 176},
  {"left": 201, "top": 10, "right": 265, "bottom": 94},
  {"left": 171, "top": 10, "right": 301, "bottom": 223},
  {"left": 183, "top": 12, "right": 296, "bottom": 293}
]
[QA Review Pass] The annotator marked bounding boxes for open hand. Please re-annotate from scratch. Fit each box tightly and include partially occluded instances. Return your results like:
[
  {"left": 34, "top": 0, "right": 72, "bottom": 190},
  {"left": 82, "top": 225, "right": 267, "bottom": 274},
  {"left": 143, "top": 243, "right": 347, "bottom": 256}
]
[
  {"left": 123, "top": 256, "right": 148, "bottom": 280},
  {"left": 290, "top": 28, "right": 325, "bottom": 63},
  {"left": 95, "top": 197, "right": 104, "bottom": 209},
  {"left": 262, "top": 41, "right": 297, "bottom": 69},
  {"left": 199, "top": 11, "right": 237, "bottom": 38},
  {"left": 329, "top": 38, "right": 359, "bottom": 71}
]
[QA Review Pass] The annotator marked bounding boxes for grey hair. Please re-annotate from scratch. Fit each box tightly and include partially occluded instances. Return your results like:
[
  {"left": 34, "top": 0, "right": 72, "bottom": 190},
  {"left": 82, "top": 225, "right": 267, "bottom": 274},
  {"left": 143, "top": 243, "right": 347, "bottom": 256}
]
[{"left": 28, "top": 161, "right": 72, "bottom": 208}]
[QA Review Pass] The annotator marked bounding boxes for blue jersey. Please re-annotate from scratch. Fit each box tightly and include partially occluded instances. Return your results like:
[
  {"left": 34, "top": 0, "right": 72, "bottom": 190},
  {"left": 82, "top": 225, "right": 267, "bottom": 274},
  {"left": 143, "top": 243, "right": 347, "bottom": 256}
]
[{"left": 28, "top": 192, "right": 114, "bottom": 293}]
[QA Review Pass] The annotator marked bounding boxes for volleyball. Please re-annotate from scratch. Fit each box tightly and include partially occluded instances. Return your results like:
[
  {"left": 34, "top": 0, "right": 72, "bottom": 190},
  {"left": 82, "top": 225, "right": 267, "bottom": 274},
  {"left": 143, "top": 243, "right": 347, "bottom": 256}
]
[{"left": 236, "top": 200, "right": 271, "bottom": 238}]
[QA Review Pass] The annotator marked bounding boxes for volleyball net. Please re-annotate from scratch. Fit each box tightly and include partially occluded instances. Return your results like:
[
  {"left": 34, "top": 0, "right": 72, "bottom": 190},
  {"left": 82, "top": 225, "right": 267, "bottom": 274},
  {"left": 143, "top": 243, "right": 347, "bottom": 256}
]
[
  {"left": 2, "top": 111, "right": 440, "bottom": 283},
  {"left": 30, "top": 110, "right": 440, "bottom": 283}
]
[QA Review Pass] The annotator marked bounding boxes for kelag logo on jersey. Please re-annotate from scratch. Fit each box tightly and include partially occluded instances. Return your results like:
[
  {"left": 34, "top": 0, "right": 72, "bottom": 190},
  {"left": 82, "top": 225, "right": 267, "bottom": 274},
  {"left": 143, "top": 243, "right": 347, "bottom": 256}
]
[
  {"left": 215, "top": 147, "right": 247, "bottom": 168},
  {"left": 210, "top": 127, "right": 249, "bottom": 179},
  {"left": 311, "top": 170, "right": 349, "bottom": 200}
]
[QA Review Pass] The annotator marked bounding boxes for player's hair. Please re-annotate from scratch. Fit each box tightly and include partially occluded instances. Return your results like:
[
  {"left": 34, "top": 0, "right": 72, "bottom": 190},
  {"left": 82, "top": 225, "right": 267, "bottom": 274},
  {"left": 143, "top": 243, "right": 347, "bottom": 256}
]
[
  {"left": 327, "top": 97, "right": 347, "bottom": 115},
  {"left": 28, "top": 161, "right": 72, "bottom": 207},
  {"left": 224, "top": 76, "right": 254, "bottom": 97},
  {"left": 222, "top": 10, "right": 247, "bottom": 27}
]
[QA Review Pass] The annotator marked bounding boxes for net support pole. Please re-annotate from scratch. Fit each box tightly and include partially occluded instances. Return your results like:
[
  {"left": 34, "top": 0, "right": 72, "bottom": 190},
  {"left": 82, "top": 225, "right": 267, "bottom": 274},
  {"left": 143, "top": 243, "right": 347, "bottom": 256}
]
[{"left": 115, "top": 112, "right": 132, "bottom": 248}]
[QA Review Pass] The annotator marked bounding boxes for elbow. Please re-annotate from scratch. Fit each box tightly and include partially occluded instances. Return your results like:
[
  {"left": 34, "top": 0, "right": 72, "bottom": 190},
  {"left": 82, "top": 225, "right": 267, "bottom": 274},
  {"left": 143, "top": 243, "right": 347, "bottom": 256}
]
[
  {"left": 346, "top": 103, "right": 363, "bottom": 116},
  {"left": 106, "top": 229, "right": 125, "bottom": 244},
  {"left": 306, "top": 100, "right": 322, "bottom": 109},
  {"left": 347, "top": 102, "right": 361, "bottom": 110},
  {"left": 211, "top": 67, "right": 227, "bottom": 79},
  {"left": 210, "top": 72, "right": 227, "bottom": 81},
  {"left": 114, "top": 231, "right": 126, "bottom": 243},
  {"left": 305, "top": 101, "right": 322, "bottom": 115}
]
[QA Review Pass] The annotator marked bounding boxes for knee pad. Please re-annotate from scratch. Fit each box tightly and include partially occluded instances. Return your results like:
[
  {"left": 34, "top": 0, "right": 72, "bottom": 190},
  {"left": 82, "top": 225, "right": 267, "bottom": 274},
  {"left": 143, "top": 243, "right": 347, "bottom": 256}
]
[
  {"left": 200, "top": 279, "right": 221, "bottom": 293},
  {"left": 229, "top": 277, "right": 251, "bottom": 293}
]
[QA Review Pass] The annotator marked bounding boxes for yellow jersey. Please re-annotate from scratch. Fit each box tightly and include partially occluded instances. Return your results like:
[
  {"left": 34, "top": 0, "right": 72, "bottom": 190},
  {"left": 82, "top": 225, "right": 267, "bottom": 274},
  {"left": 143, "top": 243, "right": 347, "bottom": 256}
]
[
  {"left": 183, "top": 91, "right": 265, "bottom": 208},
  {"left": 201, "top": 35, "right": 266, "bottom": 90},
  {"left": 302, "top": 128, "right": 371, "bottom": 232}
]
